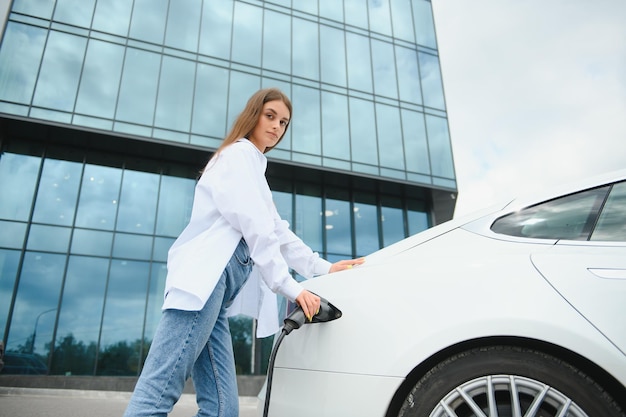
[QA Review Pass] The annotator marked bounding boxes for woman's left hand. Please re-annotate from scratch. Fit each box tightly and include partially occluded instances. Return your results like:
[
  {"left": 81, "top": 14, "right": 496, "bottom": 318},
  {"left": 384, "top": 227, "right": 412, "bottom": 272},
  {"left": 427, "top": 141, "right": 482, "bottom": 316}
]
[{"left": 329, "top": 258, "right": 365, "bottom": 273}]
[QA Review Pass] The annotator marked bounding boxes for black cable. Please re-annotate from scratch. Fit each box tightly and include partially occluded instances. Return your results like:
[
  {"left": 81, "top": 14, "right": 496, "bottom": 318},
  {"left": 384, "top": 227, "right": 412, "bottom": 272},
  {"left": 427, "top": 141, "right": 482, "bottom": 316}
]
[{"left": 263, "top": 328, "right": 287, "bottom": 417}]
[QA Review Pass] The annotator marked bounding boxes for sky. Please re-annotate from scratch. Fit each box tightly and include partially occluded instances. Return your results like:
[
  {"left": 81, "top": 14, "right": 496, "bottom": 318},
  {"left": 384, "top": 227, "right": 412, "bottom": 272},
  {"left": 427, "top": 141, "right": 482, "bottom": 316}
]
[{"left": 431, "top": 0, "right": 626, "bottom": 217}]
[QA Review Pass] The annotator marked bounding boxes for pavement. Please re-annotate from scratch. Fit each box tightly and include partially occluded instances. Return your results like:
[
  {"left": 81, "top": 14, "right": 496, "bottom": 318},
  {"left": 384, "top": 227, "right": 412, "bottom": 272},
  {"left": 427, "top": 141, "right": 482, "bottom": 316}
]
[{"left": 0, "top": 387, "right": 259, "bottom": 417}]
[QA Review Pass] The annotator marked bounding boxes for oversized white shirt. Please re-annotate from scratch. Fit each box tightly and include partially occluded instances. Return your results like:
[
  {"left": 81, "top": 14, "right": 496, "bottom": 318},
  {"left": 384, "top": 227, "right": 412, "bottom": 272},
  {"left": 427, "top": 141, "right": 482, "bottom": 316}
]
[{"left": 163, "top": 138, "right": 332, "bottom": 336}]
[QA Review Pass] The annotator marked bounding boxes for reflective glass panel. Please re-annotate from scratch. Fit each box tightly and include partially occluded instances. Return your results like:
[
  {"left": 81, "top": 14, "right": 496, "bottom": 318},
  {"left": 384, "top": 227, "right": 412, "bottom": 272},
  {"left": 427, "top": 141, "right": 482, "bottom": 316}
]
[
  {"left": 32, "top": 158, "right": 82, "bottom": 226},
  {"left": 426, "top": 115, "right": 454, "bottom": 179},
  {"left": 231, "top": 2, "right": 262, "bottom": 67},
  {"left": 390, "top": 0, "right": 415, "bottom": 42},
  {"left": 295, "top": 187, "right": 322, "bottom": 252},
  {"left": 407, "top": 199, "right": 429, "bottom": 235},
  {"left": 592, "top": 181, "right": 626, "bottom": 241},
  {"left": 263, "top": 10, "right": 291, "bottom": 74},
  {"left": 26, "top": 225, "right": 71, "bottom": 253},
  {"left": 381, "top": 197, "right": 404, "bottom": 246},
  {"left": 371, "top": 39, "right": 397, "bottom": 99},
  {"left": 321, "top": 92, "right": 350, "bottom": 160},
  {"left": 368, "top": 0, "right": 392, "bottom": 36},
  {"left": 97, "top": 259, "right": 150, "bottom": 376},
  {"left": 227, "top": 72, "right": 261, "bottom": 132},
  {"left": 116, "top": 169, "right": 159, "bottom": 234},
  {"left": 396, "top": 46, "right": 422, "bottom": 104},
  {"left": 70, "top": 229, "right": 114, "bottom": 257},
  {"left": 0, "top": 22, "right": 47, "bottom": 104},
  {"left": 152, "top": 238, "right": 175, "bottom": 262},
  {"left": 164, "top": 0, "right": 201, "bottom": 51},
  {"left": 11, "top": 0, "right": 55, "bottom": 19},
  {"left": 291, "top": 85, "right": 321, "bottom": 156},
  {"left": 116, "top": 48, "right": 160, "bottom": 125},
  {"left": 75, "top": 164, "right": 122, "bottom": 230},
  {"left": 272, "top": 189, "right": 293, "bottom": 226},
  {"left": 320, "top": 26, "right": 346, "bottom": 87},
  {"left": 52, "top": 256, "right": 108, "bottom": 375},
  {"left": 155, "top": 56, "right": 195, "bottom": 132},
  {"left": 345, "top": 32, "right": 373, "bottom": 93},
  {"left": 419, "top": 52, "right": 445, "bottom": 110},
  {"left": 230, "top": 316, "right": 253, "bottom": 374},
  {"left": 143, "top": 263, "right": 167, "bottom": 358},
  {"left": 319, "top": 0, "right": 344, "bottom": 22},
  {"left": 325, "top": 189, "right": 352, "bottom": 256},
  {"left": 0, "top": 221, "right": 27, "bottom": 249},
  {"left": 53, "top": 0, "right": 96, "bottom": 27},
  {"left": 0, "top": 249, "right": 21, "bottom": 341},
  {"left": 0, "top": 152, "right": 41, "bottom": 221},
  {"left": 75, "top": 40, "right": 124, "bottom": 119},
  {"left": 376, "top": 103, "right": 404, "bottom": 169},
  {"left": 92, "top": 0, "right": 133, "bottom": 37},
  {"left": 349, "top": 97, "right": 378, "bottom": 165},
  {"left": 413, "top": 0, "right": 437, "bottom": 49},
  {"left": 292, "top": 1, "right": 317, "bottom": 15},
  {"left": 354, "top": 194, "right": 379, "bottom": 256},
  {"left": 156, "top": 176, "right": 195, "bottom": 237},
  {"left": 32, "top": 31, "right": 87, "bottom": 112},
  {"left": 7, "top": 252, "right": 65, "bottom": 357},
  {"left": 192, "top": 64, "right": 229, "bottom": 138},
  {"left": 344, "top": 0, "right": 368, "bottom": 29},
  {"left": 112, "top": 233, "right": 153, "bottom": 260},
  {"left": 292, "top": 18, "right": 319, "bottom": 81},
  {"left": 129, "top": 0, "right": 168, "bottom": 44},
  {"left": 402, "top": 109, "right": 430, "bottom": 174},
  {"left": 199, "top": 0, "right": 233, "bottom": 60}
]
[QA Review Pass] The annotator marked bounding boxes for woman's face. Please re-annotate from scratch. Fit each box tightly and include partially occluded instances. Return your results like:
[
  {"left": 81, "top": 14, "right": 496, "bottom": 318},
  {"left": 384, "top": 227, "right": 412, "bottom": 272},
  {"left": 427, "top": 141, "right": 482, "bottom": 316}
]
[{"left": 248, "top": 100, "right": 290, "bottom": 153}]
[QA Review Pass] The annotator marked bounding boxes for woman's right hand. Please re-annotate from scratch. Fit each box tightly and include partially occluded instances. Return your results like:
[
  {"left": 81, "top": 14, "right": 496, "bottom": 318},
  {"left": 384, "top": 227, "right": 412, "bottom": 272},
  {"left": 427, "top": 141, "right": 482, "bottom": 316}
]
[{"left": 295, "top": 290, "right": 321, "bottom": 322}]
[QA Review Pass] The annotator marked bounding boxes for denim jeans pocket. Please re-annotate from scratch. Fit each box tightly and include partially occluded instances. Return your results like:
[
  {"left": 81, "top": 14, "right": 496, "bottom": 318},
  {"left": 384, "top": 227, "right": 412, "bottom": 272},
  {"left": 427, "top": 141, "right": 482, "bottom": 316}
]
[{"left": 233, "top": 238, "right": 254, "bottom": 267}]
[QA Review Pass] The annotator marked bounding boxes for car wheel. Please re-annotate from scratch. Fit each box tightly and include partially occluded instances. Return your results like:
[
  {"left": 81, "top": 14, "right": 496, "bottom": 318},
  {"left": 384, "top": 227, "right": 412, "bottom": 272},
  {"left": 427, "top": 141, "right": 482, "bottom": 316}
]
[{"left": 397, "top": 345, "right": 625, "bottom": 417}]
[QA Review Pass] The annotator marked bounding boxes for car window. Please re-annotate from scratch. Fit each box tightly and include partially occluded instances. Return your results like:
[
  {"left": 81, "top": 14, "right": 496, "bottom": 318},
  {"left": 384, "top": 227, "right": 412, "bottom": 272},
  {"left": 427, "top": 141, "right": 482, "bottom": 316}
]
[
  {"left": 491, "top": 186, "right": 609, "bottom": 240},
  {"left": 591, "top": 181, "right": 626, "bottom": 242}
]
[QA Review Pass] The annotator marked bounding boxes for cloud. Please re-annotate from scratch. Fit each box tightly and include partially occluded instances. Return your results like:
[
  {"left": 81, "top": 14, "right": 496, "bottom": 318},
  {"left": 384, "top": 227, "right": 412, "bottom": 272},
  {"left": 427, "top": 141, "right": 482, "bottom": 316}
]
[{"left": 432, "top": 0, "right": 626, "bottom": 216}]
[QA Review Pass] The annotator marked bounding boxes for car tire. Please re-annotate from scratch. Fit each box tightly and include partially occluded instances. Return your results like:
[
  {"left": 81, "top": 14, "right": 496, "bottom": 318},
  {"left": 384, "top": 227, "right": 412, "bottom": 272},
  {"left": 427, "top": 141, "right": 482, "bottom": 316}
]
[{"left": 397, "top": 345, "right": 625, "bottom": 417}]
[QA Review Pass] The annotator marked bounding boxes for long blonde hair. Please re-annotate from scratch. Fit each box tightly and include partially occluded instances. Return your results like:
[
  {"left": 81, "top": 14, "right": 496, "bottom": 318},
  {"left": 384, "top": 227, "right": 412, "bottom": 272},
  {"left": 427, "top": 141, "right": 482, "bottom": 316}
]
[{"left": 212, "top": 88, "right": 292, "bottom": 159}]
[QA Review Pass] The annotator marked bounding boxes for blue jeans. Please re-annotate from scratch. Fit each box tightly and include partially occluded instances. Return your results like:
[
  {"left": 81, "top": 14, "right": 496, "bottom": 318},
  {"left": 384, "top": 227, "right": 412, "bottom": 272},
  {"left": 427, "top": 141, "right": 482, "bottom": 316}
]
[{"left": 124, "top": 239, "right": 254, "bottom": 417}]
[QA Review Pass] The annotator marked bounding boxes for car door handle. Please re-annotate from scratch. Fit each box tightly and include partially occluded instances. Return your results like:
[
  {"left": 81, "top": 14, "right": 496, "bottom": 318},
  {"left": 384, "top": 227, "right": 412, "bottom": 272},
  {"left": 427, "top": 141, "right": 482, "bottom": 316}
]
[{"left": 588, "top": 268, "right": 626, "bottom": 280}]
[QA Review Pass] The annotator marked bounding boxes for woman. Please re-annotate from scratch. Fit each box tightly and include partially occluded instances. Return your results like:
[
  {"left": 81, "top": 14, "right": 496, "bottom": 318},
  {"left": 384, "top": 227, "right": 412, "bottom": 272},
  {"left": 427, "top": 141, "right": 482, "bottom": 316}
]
[{"left": 123, "top": 88, "right": 364, "bottom": 417}]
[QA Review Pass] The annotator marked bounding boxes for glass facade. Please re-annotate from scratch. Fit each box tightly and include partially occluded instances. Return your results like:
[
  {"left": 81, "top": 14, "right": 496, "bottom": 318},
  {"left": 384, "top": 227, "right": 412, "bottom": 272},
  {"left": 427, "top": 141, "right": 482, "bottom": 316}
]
[{"left": 0, "top": 0, "right": 455, "bottom": 379}]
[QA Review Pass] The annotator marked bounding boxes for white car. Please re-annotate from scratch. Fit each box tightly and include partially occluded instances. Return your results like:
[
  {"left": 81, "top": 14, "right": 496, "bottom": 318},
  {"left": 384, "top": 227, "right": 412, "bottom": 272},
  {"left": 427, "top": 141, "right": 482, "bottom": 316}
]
[{"left": 261, "top": 169, "right": 626, "bottom": 417}]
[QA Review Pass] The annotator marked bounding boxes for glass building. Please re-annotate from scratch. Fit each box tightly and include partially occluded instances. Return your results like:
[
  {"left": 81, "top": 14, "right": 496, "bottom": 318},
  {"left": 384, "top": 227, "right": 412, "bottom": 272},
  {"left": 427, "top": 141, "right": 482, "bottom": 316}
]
[{"left": 0, "top": 0, "right": 456, "bottom": 388}]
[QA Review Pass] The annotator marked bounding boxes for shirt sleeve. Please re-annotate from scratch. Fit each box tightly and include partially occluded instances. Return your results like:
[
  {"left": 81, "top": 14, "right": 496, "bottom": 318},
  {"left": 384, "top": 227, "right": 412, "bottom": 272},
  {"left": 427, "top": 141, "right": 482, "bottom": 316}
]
[{"left": 204, "top": 143, "right": 303, "bottom": 301}]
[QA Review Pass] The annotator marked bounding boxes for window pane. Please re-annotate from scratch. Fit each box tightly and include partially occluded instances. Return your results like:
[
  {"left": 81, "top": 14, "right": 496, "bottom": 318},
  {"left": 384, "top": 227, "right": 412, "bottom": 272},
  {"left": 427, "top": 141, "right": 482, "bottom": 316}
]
[
  {"left": 97, "top": 259, "right": 149, "bottom": 376},
  {"left": 231, "top": 2, "right": 262, "bottom": 67},
  {"left": 153, "top": 238, "right": 175, "bottom": 262},
  {"left": 381, "top": 197, "right": 404, "bottom": 246},
  {"left": 349, "top": 97, "right": 378, "bottom": 165},
  {"left": 143, "top": 263, "right": 167, "bottom": 350},
  {"left": 192, "top": 64, "right": 229, "bottom": 138},
  {"left": 112, "top": 233, "right": 153, "bottom": 260},
  {"left": 346, "top": 32, "right": 373, "bottom": 93},
  {"left": 155, "top": 56, "right": 195, "bottom": 132},
  {"left": 116, "top": 170, "right": 159, "bottom": 234},
  {"left": 426, "top": 115, "right": 454, "bottom": 179},
  {"left": 53, "top": 0, "right": 96, "bottom": 27},
  {"left": 164, "top": 0, "right": 201, "bottom": 51},
  {"left": 71, "top": 229, "right": 114, "bottom": 257},
  {"left": 263, "top": 10, "right": 291, "bottom": 74},
  {"left": 292, "top": 18, "right": 319, "bottom": 81},
  {"left": 371, "top": 39, "right": 397, "bottom": 99},
  {"left": 354, "top": 194, "right": 379, "bottom": 256},
  {"left": 0, "top": 22, "right": 46, "bottom": 104},
  {"left": 376, "top": 103, "right": 404, "bottom": 169},
  {"left": 320, "top": 26, "right": 346, "bottom": 87},
  {"left": 0, "top": 221, "right": 27, "bottom": 248},
  {"left": 402, "top": 109, "right": 430, "bottom": 174},
  {"left": 6, "top": 252, "right": 65, "bottom": 357},
  {"left": 52, "top": 256, "right": 108, "bottom": 375},
  {"left": 0, "top": 152, "right": 41, "bottom": 221},
  {"left": 116, "top": 48, "right": 160, "bottom": 125},
  {"left": 396, "top": 45, "right": 422, "bottom": 104},
  {"left": 199, "top": 0, "right": 233, "bottom": 60},
  {"left": 291, "top": 85, "right": 321, "bottom": 156},
  {"left": 419, "top": 52, "right": 445, "bottom": 110},
  {"left": 344, "top": 0, "right": 368, "bottom": 29},
  {"left": 292, "top": 1, "right": 317, "bottom": 15},
  {"left": 32, "top": 159, "right": 82, "bottom": 226},
  {"left": 0, "top": 249, "right": 21, "bottom": 341},
  {"left": 26, "top": 224, "right": 71, "bottom": 252},
  {"left": 491, "top": 187, "right": 609, "bottom": 240},
  {"left": 407, "top": 200, "right": 429, "bottom": 235},
  {"left": 592, "top": 181, "right": 626, "bottom": 241},
  {"left": 92, "top": 0, "right": 133, "bottom": 37},
  {"left": 129, "top": 0, "right": 168, "bottom": 44},
  {"left": 390, "top": 0, "right": 415, "bottom": 42},
  {"left": 227, "top": 72, "right": 261, "bottom": 131},
  {"left": 321, "top": 92, "right": 350, "bottom": 160},
  {"left": 11, "top": 0, "right": 55, "bottom": 19},
  {"left": 413, "top": 0, "right": 437, "bottom": 49},
  {"left": 272, "top": 189, "right": 293, "bottom": 226},
  {"left": 32, "top": 31, "right": 87, "bottom": 112},
  {"left": 368, "top": 0, "right": 392, "bottom": 36},
  {"left": 156, "top": 176, "right": 195, "bottom": 237},
  {"left": 75, "top": 164, "right": 122, "bottom": 230},
  {"left": 319, "top": 0, "right": 343, "bottom": 22},
  {"left": 325, "top": 190, "right": 352, "bottom": 256},
  {"left": 295, "top": 188, "right": 322, "bottom": 253},
  {"left": 75, "top": 39, "right": 125, "bottom": 119}
]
